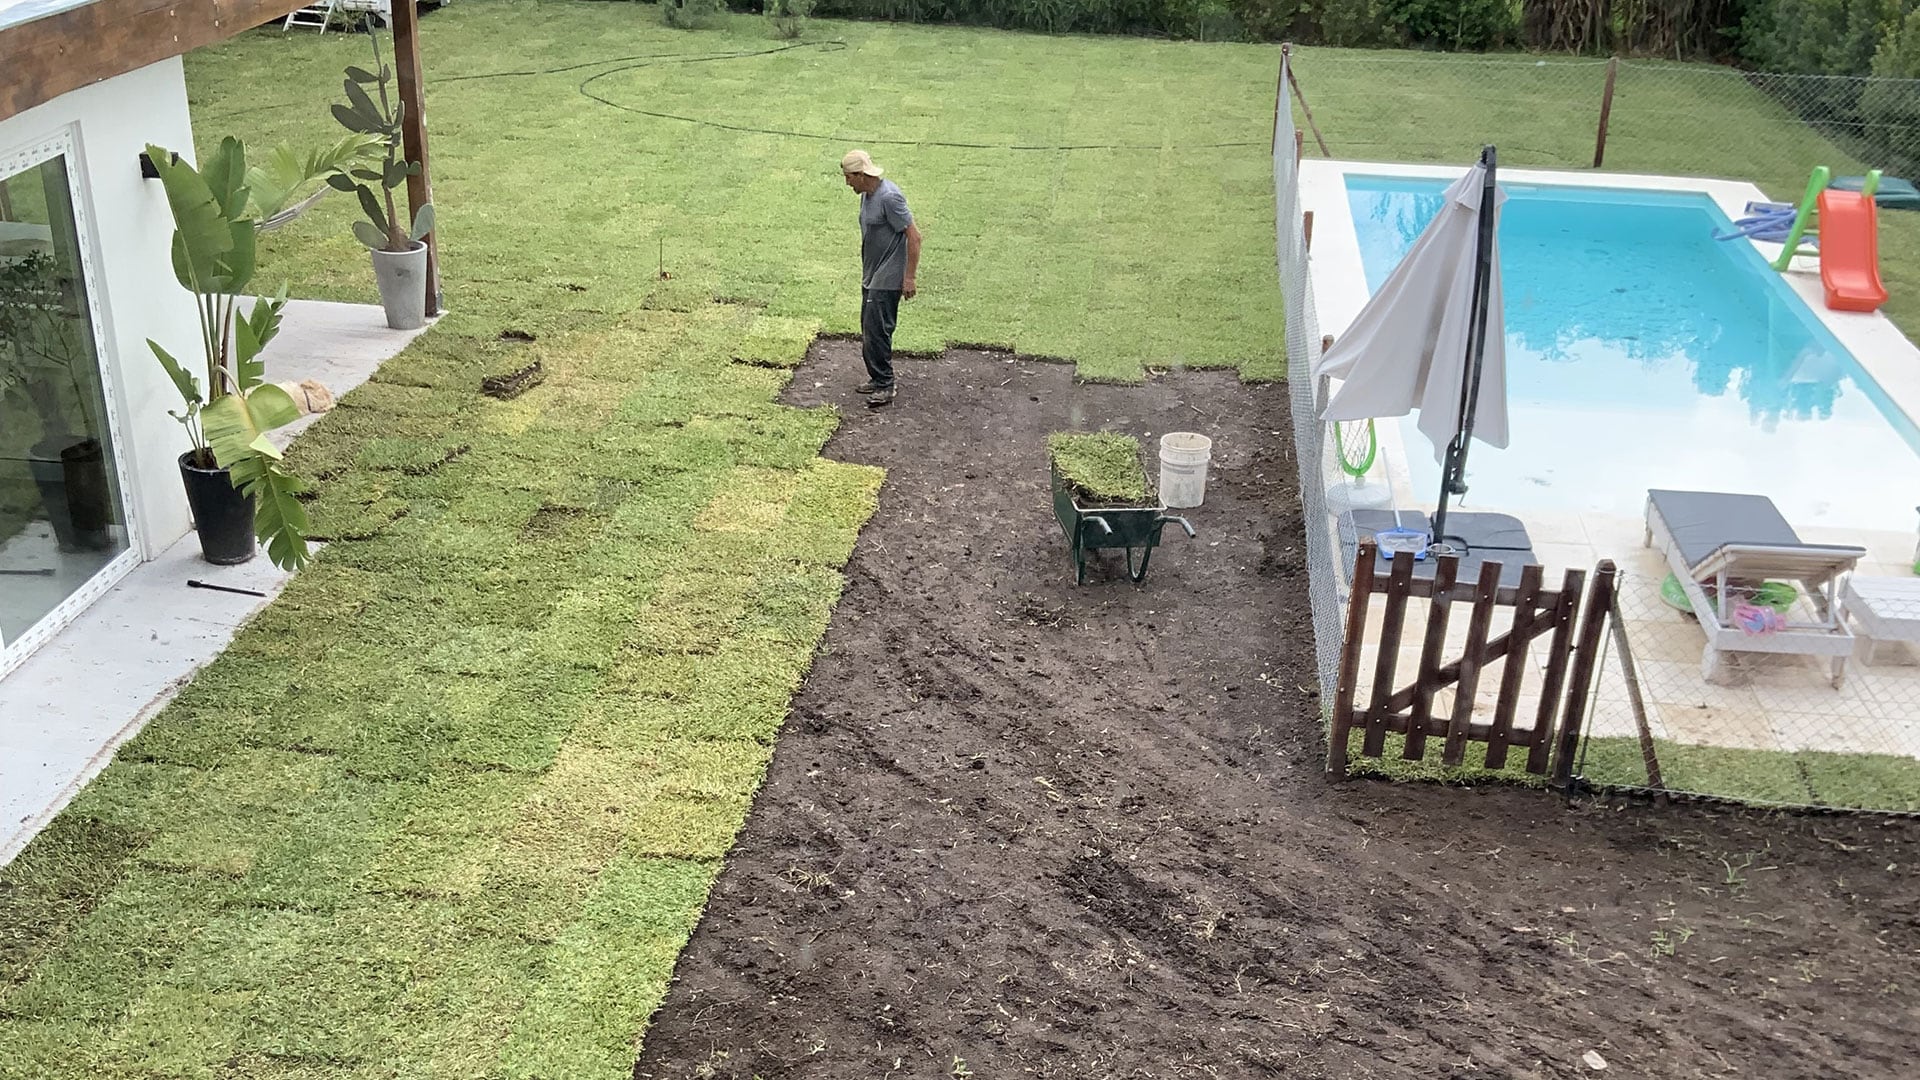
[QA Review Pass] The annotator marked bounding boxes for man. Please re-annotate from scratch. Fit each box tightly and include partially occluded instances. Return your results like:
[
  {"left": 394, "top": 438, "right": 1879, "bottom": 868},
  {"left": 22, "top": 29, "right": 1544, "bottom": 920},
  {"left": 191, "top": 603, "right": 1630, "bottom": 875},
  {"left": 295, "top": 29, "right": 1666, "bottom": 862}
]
[{"left": 841, "top": 149, "right": 920, "bottom": 408}]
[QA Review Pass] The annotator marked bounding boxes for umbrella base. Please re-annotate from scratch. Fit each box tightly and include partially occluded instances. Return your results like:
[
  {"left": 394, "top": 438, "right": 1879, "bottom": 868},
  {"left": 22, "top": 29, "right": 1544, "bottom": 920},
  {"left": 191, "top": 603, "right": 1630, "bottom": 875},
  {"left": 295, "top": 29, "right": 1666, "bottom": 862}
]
[{"left": 1340, "top": 510, "right": 1537, "bottom": 589}]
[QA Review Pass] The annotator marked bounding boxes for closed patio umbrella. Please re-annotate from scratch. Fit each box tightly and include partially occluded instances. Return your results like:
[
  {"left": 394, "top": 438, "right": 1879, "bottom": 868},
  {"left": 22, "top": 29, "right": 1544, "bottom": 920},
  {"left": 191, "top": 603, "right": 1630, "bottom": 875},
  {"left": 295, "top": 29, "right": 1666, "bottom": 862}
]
[{"left": 1315, "top": 147, "right": 1507, "bottom": 548}]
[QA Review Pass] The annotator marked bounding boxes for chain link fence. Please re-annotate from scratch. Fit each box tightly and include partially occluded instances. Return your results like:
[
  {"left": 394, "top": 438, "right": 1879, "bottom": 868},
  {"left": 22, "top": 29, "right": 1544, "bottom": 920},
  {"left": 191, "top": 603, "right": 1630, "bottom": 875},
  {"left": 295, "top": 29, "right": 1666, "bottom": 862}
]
[
  {"left": 1576, "top": 560, "right": 1920, "bottom": 814},
  {"left": 1275, "top": 47, "right": 1920, "bottom": 813},
  {"left": 1286, "top": 49, "right": 1920, "bottom": 201}
]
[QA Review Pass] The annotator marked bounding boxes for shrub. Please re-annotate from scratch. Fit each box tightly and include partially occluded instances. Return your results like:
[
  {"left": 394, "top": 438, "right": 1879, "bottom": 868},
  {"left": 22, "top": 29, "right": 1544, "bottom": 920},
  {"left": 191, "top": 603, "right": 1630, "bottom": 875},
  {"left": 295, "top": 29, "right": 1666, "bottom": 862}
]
[
  {"left": 1315, "top": 0, "right": 1395, "bottom": 48},
  {"left": 663, "top": 0, "right": 726, "bottom": 28},
  {"left": 1860, "top": 7, "right": 1920, "bottom": 173},
  {"left": 767, "top": 0, "right": 814, "bottom": 36},
  {"left": 1379, "top": 0, "right": 1518, "bottom": 50}
]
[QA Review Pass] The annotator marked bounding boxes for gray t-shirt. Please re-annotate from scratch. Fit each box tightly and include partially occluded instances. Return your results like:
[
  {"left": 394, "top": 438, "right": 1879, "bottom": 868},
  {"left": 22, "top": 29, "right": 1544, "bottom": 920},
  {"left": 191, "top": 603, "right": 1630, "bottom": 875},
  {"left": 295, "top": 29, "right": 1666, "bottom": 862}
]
[{"left": 860, "top": 179, "right": 914, "bottom": 290}]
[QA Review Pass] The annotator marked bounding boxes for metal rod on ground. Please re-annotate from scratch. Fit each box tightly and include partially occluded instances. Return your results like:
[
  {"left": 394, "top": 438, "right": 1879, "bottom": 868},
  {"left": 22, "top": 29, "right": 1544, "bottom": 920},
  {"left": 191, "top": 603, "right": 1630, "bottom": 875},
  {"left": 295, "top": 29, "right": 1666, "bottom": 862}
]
[
  {"left": 1431, "top": 144, "right": 1498, "bottom": 548},
  {"left": 188, "top": 579, "right": 267, "bottom": 597},
  {"left": 1607, "top": 584, "right": 1666, "bottom": 798},
  {"left": 1284, "top": 50, "right": 1331, "bottom": 157},
  {"left": 0, "top": 568, "right": 55, "bottom": 576},
  {"left": 1593, "top": 56, "right": 1618, "bottom": 169}
]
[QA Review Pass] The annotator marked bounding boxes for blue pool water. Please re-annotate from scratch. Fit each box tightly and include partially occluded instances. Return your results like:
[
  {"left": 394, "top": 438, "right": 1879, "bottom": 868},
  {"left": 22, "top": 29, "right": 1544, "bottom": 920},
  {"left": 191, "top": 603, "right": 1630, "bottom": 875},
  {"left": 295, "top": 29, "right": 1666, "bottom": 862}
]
[{"left": 1344, "top": 175, "right": 1920, "bottom": 533}]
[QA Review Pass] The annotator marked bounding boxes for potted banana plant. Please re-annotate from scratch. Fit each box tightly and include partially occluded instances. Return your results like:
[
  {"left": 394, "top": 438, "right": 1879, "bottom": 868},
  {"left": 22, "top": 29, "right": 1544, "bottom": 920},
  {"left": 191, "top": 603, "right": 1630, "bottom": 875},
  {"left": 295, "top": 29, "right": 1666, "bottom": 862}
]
[
  {"left": 145, "top": 138, "right": 312, "bottom": 570},
  {"left": 327, "top": 29, "right": 435, "bottom": 330}
]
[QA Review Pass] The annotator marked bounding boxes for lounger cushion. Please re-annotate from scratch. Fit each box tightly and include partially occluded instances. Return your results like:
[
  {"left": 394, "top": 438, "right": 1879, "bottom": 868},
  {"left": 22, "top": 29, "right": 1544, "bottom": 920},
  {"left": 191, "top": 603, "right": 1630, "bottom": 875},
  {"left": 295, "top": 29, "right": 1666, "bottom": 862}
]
[{"left": 1646, "top": 489, "right": 1800, "bottom": 570}]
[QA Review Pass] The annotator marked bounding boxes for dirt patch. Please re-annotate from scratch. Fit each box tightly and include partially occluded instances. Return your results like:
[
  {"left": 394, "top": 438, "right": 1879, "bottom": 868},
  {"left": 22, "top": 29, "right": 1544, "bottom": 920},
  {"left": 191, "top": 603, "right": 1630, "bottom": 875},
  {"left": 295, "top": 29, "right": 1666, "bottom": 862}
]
[{"left": 633, "top": 344, "right": 1920, "bottom": 1080}]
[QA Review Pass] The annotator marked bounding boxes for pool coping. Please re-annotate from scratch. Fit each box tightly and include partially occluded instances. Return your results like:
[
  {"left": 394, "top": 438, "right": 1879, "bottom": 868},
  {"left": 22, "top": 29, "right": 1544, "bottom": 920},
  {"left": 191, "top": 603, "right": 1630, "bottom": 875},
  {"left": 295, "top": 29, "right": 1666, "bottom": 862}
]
[{"left": 1298, "top": 159, "right": 1920, "bottom": 534}]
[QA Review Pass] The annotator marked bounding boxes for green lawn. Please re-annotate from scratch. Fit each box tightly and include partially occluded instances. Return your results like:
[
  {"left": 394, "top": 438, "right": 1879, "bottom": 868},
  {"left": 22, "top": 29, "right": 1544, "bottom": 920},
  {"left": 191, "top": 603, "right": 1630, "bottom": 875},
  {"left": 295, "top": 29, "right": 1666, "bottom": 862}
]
[
  {"left": 195, "top": 5, "right": 1290, "bottom": 383},
  {"left": 0, "top": 8, "right": 1288, "bottom": 1078},
  {"left": 7, "top": 8, "right": 1920, "bottom": 1078}
]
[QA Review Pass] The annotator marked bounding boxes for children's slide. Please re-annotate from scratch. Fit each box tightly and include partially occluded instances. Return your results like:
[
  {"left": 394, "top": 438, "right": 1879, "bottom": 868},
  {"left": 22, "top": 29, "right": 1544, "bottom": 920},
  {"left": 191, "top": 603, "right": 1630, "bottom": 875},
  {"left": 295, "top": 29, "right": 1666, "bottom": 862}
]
[{"left": 1817, "top": 186, "right": 1889, "bottom": 313}]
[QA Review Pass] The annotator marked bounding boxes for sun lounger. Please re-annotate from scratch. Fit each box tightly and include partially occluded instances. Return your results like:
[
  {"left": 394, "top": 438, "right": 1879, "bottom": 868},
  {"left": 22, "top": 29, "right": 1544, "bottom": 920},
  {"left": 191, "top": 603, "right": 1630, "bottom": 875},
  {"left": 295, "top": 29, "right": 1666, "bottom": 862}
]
[{"left": 1644, "top": 489, "right": 1865, "bottom": 688}]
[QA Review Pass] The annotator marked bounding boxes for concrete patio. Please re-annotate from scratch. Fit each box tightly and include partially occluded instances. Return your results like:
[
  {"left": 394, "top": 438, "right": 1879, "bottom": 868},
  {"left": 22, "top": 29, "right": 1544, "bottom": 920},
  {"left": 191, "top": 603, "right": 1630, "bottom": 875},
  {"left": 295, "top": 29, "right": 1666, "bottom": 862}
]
[{"left": 0, "top": 299, "right": 429, "bottom": 865}]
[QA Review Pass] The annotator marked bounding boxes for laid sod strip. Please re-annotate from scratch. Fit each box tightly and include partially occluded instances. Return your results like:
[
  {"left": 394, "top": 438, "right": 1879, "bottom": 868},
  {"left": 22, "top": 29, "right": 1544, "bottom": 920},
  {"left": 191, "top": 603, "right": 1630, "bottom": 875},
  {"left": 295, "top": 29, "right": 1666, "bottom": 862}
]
[
  {"left": 187, "top": 6, "right": 1289, "bottom": 383},
  {"left": 0, "top": 305, "right": 879, "bottom": 1078},
  {"left": 1048, "top": 431, "right": 1152, "bottom": 505}
]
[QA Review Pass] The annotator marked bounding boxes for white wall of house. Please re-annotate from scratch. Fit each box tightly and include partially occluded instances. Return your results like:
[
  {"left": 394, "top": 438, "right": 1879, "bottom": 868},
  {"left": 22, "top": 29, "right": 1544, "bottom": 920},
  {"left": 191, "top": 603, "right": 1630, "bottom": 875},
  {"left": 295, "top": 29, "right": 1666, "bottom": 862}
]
[{"left": 0, "top": 56, "right": 200, "bottom": 562}]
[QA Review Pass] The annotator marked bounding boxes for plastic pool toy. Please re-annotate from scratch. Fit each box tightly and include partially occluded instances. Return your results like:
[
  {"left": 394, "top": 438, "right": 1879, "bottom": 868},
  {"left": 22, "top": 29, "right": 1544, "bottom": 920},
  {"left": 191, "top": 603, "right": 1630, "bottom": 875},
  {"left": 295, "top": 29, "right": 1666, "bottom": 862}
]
[
  {"left": 1765, "top": 165, "right": 1890, "bottom": 313},
  {"left": 1659, "top": 573, "right": 1796, "bottom": 615},
  {"left": 1733, "top": 600, "right": 1786, "bottom": 635}
]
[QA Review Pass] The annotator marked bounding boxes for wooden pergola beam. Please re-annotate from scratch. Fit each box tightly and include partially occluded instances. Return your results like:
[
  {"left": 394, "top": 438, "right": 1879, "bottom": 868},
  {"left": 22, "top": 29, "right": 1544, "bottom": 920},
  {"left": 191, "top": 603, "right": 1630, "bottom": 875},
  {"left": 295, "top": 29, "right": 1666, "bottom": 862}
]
[
  {"left": 390, "top": 0, "right": 439, "bottom": 317},
  {"left": 0, "top": 0, "right": 311, "bottom": 124}
]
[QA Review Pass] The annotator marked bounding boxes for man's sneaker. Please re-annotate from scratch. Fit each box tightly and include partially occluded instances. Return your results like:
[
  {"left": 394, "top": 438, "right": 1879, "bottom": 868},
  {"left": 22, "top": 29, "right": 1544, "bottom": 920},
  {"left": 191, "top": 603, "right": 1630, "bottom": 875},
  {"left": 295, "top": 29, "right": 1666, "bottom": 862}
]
[
  {"left": 855, "top": 381, "right": 885, "bottom": 394},
  {"left": 865, "top": 387, "right": 895, "bottom": 408}
]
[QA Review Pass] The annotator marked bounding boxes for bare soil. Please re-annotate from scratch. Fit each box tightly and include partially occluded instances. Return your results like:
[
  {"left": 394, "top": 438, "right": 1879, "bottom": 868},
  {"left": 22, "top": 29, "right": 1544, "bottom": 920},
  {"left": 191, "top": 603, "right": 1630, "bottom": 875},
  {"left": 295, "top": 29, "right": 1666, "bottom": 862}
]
[{"left": 633, "top": 343, "right": 1920, "bottom": 1080}]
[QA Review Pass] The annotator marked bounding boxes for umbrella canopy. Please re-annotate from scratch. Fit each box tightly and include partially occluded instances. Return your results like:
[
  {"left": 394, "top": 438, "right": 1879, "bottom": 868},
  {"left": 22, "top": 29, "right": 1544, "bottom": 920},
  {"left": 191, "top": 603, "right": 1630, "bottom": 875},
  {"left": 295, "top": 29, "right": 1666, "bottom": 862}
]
[{"left": 1314, "top": 162, "right": 1509, "bottom": 463}]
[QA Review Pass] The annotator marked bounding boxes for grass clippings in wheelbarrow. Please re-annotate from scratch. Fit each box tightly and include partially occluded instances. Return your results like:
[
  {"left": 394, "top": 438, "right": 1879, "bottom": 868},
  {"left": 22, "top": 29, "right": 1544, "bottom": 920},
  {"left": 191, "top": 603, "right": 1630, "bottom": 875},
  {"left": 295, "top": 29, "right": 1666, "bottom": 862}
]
[{"left": 1047, "top": 432, "right": 1153, "bottom": 506}]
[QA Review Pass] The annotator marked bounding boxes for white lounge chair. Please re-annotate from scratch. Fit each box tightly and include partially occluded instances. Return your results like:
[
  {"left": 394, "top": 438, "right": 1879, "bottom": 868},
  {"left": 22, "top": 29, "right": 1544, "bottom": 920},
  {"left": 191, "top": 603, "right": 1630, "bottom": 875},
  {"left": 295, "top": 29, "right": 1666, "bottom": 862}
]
[{"left": 1644, "top": 489, "right": 1865, "bottom": 688}]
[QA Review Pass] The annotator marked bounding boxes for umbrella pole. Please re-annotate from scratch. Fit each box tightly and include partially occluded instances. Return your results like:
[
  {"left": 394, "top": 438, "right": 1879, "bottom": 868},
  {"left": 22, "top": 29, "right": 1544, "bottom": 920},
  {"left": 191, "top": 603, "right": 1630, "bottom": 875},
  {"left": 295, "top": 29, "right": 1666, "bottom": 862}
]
[{"left": 1431, "top": 145, "right": 1499, "bottom": 550}]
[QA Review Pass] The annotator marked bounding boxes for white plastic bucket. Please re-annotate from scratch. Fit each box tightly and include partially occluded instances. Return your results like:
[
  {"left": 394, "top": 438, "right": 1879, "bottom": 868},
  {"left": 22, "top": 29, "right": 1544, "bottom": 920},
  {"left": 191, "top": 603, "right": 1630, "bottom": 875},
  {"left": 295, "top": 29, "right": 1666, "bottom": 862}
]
[{"left": 1158, "top": 432, "right": 1212, "bottom": 508}]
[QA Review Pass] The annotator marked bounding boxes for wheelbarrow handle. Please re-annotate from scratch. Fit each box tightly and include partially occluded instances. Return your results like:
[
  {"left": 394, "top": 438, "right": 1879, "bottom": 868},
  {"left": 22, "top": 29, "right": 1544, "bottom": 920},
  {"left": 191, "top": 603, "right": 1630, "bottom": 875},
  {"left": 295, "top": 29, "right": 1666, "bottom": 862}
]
[
  {"left": 1159, "top": 515, "right": 1196, "bottom": 538},
  {"left": 1081, "top": 514, "right": 1115, "bottom": 536}
]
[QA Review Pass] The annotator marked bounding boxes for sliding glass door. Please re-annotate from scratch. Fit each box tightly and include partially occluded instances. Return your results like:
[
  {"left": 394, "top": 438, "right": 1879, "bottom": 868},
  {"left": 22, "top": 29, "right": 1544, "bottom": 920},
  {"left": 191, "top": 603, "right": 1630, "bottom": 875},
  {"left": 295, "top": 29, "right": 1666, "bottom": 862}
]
[{"left": 1, "top": 142, "right": 135, "bottom": 668}]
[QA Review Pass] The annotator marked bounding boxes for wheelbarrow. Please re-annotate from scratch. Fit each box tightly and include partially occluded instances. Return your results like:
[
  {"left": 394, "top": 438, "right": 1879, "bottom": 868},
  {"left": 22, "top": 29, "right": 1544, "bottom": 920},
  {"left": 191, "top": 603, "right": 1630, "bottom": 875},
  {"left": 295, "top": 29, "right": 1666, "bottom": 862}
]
[{"left": 1051, "top": 465, "right": 1196, "bottom": 584}]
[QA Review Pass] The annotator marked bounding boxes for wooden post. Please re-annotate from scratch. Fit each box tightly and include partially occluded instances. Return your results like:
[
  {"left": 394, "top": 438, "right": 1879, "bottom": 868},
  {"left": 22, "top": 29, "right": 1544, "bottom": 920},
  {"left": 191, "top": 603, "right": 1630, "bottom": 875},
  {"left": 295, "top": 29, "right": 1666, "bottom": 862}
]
[
  {"left": 1402, "top": 554, "right": 1460, "bottom": 762},
  {"left": 1302, "top": 210, "right": 1314, "bottom": 253},
  {"left": 392, "top": 1, "right": 439, "bottom": 317},
  {"left": 1272, "top": 43, "right": 1289, "bottom": 153},
  {"left": 1442, "top": 562, "right": 1503, "bottom": 767},
  {"left": 1551, "top": 560, "right": 1617, "bottom": 789},
  {"left": 1286, "top": 53, "right": 1332, "bottom": 158},
  {"left": 1327, "top": 540, "right": 1379, "bottom": 778},
  {"left": 1607, "top": 586, "right": 1665, "bottom": 797},
  {"left": 1362, "top": 550, "right": 1416, "bottom": 759},
  {"left": 1592, "top": 56, "right": 1618, "bottom": 169},
  {"left": 1527, "top": 568, "right": 1585, "bottom": 775}
]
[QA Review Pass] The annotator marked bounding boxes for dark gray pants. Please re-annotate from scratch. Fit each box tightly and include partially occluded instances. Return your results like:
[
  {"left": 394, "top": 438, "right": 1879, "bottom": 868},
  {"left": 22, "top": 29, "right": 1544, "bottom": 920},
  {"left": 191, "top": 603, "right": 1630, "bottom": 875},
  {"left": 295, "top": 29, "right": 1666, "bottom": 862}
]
[{"left": 861, "top": 287, "right": 901, "bottom": 388}]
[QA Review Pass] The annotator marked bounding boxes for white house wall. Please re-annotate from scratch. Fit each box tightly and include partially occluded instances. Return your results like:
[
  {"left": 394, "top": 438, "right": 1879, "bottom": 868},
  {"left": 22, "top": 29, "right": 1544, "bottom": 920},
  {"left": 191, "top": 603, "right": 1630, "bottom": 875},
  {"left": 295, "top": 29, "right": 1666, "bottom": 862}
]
[{"left": 0, "top": 57, "right": 200, "bottom": 560}]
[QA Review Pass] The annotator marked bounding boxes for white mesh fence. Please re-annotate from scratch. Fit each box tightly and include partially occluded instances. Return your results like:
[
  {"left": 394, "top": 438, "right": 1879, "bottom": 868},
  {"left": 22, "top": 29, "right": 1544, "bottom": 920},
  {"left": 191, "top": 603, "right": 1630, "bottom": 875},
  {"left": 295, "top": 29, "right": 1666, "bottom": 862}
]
[{"left": 1275, "top": 52, "right": 1348, "bottom": 715}]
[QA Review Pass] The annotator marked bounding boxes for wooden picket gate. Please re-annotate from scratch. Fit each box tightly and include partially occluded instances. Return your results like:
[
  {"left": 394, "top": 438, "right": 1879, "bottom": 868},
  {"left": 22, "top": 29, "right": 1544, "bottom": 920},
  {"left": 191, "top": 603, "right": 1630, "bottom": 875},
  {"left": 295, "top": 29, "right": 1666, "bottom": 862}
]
[{"left": 1328, "top": 542, "right": 1617, "bottom": 787}]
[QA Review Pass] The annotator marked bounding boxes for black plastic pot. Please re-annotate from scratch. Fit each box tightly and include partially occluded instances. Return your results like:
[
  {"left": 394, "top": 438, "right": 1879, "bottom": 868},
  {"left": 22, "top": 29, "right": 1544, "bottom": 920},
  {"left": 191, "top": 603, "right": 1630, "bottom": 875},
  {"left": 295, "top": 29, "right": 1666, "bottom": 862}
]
[
  {"left": 179, "top": 451, "right": 256, "bottom": 565},
  {"left": 27, "top": 439, "right": 111, "bottom": 553},
  {"left": 26, "top": 453, "right": 80, "bottom": 552},
  {"left": 60, "top": 439, "right": 114, "bottom": 537}
]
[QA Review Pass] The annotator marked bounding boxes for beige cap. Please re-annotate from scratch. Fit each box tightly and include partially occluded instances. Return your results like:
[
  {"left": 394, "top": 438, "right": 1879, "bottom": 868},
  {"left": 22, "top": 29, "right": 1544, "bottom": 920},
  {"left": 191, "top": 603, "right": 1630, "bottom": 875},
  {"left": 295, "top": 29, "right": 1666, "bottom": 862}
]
[{"left": 840, "top": 149, "right": 884, "bottom": 177}]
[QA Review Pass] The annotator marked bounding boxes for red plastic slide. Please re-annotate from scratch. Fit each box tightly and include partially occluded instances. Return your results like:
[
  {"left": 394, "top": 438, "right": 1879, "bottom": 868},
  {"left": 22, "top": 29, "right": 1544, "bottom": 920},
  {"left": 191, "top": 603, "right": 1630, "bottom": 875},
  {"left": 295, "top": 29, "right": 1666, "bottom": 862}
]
[{"left": 1817, "top": 188, "right": 1889, "bottom": 312}]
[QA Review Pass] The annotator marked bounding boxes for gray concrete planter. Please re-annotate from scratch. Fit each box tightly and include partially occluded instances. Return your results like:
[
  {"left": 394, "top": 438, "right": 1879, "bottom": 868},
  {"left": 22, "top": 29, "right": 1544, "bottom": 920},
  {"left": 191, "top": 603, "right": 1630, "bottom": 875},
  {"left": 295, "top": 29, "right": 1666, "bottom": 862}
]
[{"left": 371, "top": 242, "right": 428, "bottom": 330}]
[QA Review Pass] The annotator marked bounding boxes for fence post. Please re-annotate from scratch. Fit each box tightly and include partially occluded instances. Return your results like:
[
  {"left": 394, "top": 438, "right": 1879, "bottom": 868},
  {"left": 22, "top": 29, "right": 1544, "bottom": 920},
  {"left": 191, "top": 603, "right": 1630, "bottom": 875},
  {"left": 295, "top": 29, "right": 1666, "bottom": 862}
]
[
  {"left": 1606, "top": 583, "right": 1666, "bottom": 799},
  {"left": 1327, "top": 540, "right": 1378, "bottom": 778},
  {"left": 1303, "top": 210, "right": 1314, "bottom": 252},
  {"left": 1284, "top": 46, "right": 1332, "bottom": 157},
  {"left": 1552, "top": 559, "right": 1617, "bottom": 790},
  {"left": 1593, "top": 56, "right": 1618, "bottom": 169},
  {"left": 1272, "top": 43, "right": 1289, "bottom": 153}
]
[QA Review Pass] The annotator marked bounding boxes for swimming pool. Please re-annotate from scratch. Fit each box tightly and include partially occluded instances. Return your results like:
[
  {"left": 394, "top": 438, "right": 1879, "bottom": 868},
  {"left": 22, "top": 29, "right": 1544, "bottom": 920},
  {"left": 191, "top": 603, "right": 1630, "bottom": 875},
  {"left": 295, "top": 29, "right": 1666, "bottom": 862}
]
[{"left": 1342, "top": 174, "right": 1920, "bottom": 534}]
